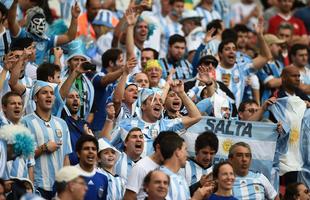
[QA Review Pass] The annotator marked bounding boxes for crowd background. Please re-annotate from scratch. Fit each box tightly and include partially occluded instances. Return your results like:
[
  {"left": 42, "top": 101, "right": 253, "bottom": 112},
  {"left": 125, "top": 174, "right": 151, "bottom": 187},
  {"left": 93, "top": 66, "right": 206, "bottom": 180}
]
[{"left": 0, "top": 0, "right": 309, "bottom": 199}]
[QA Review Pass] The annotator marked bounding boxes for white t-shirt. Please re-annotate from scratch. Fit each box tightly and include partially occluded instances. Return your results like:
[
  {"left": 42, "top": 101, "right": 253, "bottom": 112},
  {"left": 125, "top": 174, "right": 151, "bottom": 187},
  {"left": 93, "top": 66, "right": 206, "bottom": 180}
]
[{"left": 126, "top": 156, "right": 160, "bottom": 200}]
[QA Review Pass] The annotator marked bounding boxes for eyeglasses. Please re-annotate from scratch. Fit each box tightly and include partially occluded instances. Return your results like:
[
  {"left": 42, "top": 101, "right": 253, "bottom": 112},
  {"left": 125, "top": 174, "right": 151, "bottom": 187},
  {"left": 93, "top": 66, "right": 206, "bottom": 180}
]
[
  {"left": 72, "top": 180, "right": 87, "bottom": 187},
  {"left": 244, "top": 108, "right": 258, "bottom": 113}
]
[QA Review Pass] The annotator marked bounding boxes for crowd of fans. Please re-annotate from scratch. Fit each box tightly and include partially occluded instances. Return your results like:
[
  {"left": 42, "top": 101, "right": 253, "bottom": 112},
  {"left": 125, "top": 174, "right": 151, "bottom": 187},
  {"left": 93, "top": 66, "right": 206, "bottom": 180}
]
[{"left": 0, "top": 0, "right": 309, "bottom": 199}]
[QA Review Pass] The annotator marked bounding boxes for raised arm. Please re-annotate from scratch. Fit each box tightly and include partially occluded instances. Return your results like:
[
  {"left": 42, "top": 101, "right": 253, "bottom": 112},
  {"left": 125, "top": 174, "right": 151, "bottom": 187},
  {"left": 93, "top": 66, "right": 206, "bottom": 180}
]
[
  {"left": 99, "top": 103, "right": 116, "bottom": 140},
  {"left": 170, "top": 80, "right": 202, "bottom": 129},
  {"left": 113, "top": 57, "right": 137, "bottom": 115},
  {"left": 0, "top": 53, "right": 16, "bottom": 92},
  {"left": 247, "top": 97, "right": 276, "bottom": 121},
  {"left": 56, "top": 2, "right": 80, "bottom": 46},
  {"left": 8, "top": 0, "right": 21, "bottom": 37},
  {"left": 252, "top": 17, "right": 273, "bottom": 70},
  {"left": 8, "top": 52, "right": 27, "bottom": 95},
  {"left": 125, "top": 7, "right": 140, "bottom": 59},
  {"left": 59, "top": 62, "right": 89, "bottom": 100}
]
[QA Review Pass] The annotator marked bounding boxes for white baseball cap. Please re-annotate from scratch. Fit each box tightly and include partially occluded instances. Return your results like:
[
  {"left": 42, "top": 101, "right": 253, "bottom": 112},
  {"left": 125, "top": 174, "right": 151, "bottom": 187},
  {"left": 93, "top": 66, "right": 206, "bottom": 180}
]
[{"left": 55, "top": 166, "right": 83, "bottom": 182}]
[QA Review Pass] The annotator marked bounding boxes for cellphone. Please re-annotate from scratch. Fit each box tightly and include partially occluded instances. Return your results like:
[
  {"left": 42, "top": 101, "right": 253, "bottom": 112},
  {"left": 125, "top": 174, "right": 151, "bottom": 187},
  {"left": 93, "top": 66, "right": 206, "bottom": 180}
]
[{"left": 81, "top": 62, "right": 96, "bottom": 71}]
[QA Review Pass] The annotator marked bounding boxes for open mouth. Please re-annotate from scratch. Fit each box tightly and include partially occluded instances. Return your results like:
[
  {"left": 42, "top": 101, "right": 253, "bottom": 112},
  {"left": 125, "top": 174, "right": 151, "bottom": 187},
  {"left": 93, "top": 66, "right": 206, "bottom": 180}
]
[
  {"left": 135, "top": 143, "right": 143, "bottom": 151},
  {"left": 86, "top": 155, "right": 95, "bottom": 162},
  {"left": 133, "top": 95, "right": 138, "bottom": 100},
  {"left": 14, "top": 110, "right": 21, "bottom": 114}
]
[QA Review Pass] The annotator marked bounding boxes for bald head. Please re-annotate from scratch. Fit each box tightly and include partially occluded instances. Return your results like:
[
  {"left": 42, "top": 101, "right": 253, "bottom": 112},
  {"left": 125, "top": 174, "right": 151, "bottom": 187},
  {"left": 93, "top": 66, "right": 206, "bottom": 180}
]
[{"left": 281, "top": 65, "right": 300, "bottom": 89}]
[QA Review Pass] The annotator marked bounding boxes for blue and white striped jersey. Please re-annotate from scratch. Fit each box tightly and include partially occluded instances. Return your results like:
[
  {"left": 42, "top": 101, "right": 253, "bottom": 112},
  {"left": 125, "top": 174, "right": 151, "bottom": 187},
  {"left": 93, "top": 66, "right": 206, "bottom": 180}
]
[
  {"left": 233, "top": 171, "right": 277, "bottom": 200},
  {"left": 159, "top": 58, "right": 193, "bottom": 80},
  {"left": 114, "top": 152, "right": 136, "bottom": 183},
  {"left": 195, "top": 6, "right": 221, "bottom": 30},
  {"left": 98, "top": 168, "right": 126, "bottom": 200},
  {"left": 216, "top": 62, "right": 253, "bottom": 107},
  {"left": 111, "top": 116, "right": 185, "bottom": 157},
  {"left": 0, "top": 139, "right": 8, "bottom": 179},
  {"left": 160, "top": 165, "right": 190, "bottom": 200},
  {"left": 21, "top": 113, "right": 72, "bottom": 191},
  {"left": 6, "top": 157, "right": 35, "bottom": 179},
  {"left": 158, "top": 15, "right": 184, "bottom": 58},
  {"left": 179, "top": 158, "right": 213, "bottom": 186}
]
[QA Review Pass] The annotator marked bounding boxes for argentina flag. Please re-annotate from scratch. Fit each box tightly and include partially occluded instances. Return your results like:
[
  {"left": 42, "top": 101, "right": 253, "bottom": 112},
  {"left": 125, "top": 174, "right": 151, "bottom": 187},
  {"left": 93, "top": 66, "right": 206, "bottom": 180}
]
[
  {"left": 268, "top": 96, "right": 307, "bottom": 176},
  {"left": 297, "top": 109, "right": 310, "bottom": 188},
  {"left": 183, "top": 116, "right": 278, "bottom": 180}
]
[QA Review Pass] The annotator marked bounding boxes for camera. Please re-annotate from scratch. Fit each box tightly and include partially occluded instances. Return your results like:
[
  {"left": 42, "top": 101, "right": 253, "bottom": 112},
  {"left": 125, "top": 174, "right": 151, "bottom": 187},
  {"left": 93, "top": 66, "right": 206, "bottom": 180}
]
[{"left": 81, "top": 62, "right": 96, "bottom": 71}]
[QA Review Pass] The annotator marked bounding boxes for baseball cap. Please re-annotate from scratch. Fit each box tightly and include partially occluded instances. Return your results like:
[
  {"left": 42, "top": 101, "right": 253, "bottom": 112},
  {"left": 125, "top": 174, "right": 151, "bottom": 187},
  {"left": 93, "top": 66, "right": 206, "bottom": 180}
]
[
  {"left": 55, "top": 166, "right": 83, "bottom": 183},
  {"left": 179, "top": 10, "right": 202, "bottom": 23},
  {"left": 264, "top": 34, "right": 285, "bottom": 45}
]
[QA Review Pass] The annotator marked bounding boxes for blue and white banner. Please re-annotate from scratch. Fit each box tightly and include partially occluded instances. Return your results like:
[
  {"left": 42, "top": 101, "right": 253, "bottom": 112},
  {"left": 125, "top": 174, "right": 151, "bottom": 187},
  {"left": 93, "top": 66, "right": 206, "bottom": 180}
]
[{"left": 183, "top": 116, "right": 278, "bottom": 180}]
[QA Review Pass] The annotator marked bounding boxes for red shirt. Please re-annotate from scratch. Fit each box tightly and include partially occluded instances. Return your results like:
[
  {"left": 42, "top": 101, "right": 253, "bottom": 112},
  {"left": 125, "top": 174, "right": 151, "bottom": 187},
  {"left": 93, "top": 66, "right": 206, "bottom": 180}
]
[{"left": 268, "top": 14, "right": 307, "bottom": 36}]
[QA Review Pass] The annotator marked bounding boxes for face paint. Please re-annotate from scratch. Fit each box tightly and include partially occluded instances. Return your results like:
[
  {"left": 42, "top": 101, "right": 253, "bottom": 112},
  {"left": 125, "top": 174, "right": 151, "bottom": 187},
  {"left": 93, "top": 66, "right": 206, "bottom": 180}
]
[{"left": 28, "top": 13, "right": 46, "bottom": 38}]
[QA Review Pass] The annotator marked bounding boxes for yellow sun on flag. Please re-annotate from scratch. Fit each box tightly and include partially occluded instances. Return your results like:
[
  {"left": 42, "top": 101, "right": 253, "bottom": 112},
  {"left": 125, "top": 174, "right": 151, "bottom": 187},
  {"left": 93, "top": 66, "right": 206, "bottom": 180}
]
[
  {"left": 222, "top": 139, "right": 234, "bottom": 154},
  {"left": 289, "top": 127, "right": 299, "bottom": 144}
]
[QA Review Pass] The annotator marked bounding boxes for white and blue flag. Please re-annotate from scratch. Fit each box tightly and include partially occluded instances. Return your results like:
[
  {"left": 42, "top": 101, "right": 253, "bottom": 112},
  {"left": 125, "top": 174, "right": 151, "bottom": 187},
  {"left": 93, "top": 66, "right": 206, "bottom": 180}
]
[{"left": 183, "top": 116, "right": 278, "bottom": 180}]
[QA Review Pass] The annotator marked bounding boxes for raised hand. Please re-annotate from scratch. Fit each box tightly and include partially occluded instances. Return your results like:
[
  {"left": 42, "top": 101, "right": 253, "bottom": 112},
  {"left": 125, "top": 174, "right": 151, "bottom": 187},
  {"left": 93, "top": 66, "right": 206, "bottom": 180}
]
[
  {"left": 125, "top": 7, "right": 139, "bottom": 26},
  {"left": 3, "top": 52, "right": 18, "bottom": 71},
  {"left": 262, "top": 96, "right": 276, "bottom": 110},
  {"left": 170, "top": 80, "right": 184, "bottom": 94},
  {"left": 124, "top": 57, "right": 138, "bottom": 74},
  {"left": 204, "top": 27, "right": 216, "bottom": 43},
  {"left": 253, "top": 16, "right": 264, "bottom": 35},
  {"left": 197, "top": 65, "right": 213, "bottom": 85},
  {"left": 166, "top": 68, "right": 176, "bottom": 85},
  {"left": 71, "top": 1, "right": 81, "bottom": 19},
  {"left": 106, "top": 102, "right": 116, "bottom": 121},
  {"left": 83, "top": 124, "right": 94, "bottom": 136}
]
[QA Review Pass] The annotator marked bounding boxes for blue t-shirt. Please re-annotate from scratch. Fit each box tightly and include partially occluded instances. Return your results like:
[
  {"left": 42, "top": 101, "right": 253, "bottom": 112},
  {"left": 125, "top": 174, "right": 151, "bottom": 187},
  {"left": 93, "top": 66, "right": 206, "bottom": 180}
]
[
  {"left": 79, "top": 167, "right": 108, "bottom": 200},
  {"left": 207, "top": 193, "right": 238, "bottom": 200},
  {"left": 91, "top": 72, "right": 117, "bottom": 131},
  {"left": 14, "top": 28, "right": 57, "bottom": 64},
  {"left": 64, "top": 115, "right": 89, "bottom": 165}
]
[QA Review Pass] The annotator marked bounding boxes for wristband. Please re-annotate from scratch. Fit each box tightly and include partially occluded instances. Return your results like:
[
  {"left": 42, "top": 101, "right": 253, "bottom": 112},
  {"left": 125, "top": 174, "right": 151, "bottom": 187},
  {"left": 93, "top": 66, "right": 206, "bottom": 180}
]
[
  {"left": 106, "top": 118, "right": 114, "bottom": 123},
  {"left": 44, "top": 143, "right": 49, "bottom": 153}
]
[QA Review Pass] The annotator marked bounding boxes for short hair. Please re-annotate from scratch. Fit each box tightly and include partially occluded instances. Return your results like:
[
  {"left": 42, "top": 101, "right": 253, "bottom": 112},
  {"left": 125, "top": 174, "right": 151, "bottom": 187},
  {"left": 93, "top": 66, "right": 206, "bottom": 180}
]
[
  {"left": 195, "top": 131, "right": 219, "bottom": 154},
  {"left": 238, "top": 99, "right": 258, "bottom": 112},
  {"left": 233, "top": 24, "right": 250, "bottom": 33},
  {"left": 101, "top": 48, "right": 122, "bottom": 68},
  {"left": 10, "top": 38, "right": 34, "bottom": 51},
  {"left": 37, "top": 62, "right": 61, "bottom": 81},
  {"left": 221, "top": 29, "right": 238, "bottom": 42},
  {"left": 278, "top": 22, "right": 294, "bottom": 32},
  {"left": 206, "top": 19, "right": 223, "bottom": 36},
  {"left": 283, "top": 182, "right": 304, "bottom": 200},
  {"left": 125, "top": 127, "right": 142, "bottom": 142},
  {"left": 1, "top": 91, "right": 22, "bottom": 106},
  {"left": 212, "top": 161, "right": 233, "bottom": 180},
  {"left": 54, "top": 181, "right": 67, "bottom": 194},
  {"left": 228, "top": 142, "right": 252, "bottom": 159},
  {"left": 142, "top": 48, "right": 159, "bottom": 59},
  {"left": 168, "top": 34, "right": 186, "bottom": 46},
  {"left": 218, "top": 39, "right": 237, "bottom": 54},
  {"left": 169, "top": 0, "right": 184, "bottom": 5},
  {"left": 159, "top": 132, "right": 184, "bottom": 160},
  {"left": 289, "top": 43, "right": 308, "bottom": 58},
  {"left": 76, "top": 134, "right": 99, "bottom": 153},
  {"left": 143, "top": 170, "right": 170, "bottom": 192}
]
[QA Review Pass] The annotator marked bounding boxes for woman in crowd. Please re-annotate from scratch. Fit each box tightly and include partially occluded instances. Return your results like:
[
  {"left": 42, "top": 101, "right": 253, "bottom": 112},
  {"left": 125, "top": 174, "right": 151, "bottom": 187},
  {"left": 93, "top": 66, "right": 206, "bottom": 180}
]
[{"left": 207, "top": 161, "right": 237, "bottom": 200}]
